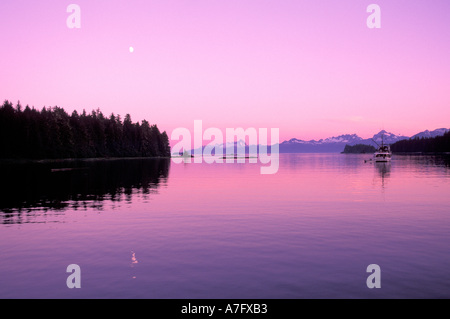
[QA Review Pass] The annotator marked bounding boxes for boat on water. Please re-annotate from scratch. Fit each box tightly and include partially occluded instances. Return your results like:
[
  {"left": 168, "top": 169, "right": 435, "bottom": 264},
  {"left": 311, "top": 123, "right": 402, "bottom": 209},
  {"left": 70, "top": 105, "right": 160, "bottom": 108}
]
[
  {"left": 373, "top": 135, "right": 392, "bottom": 162},
  {"left": 374, "top": 144, "right": 392, "bottom": 162}
]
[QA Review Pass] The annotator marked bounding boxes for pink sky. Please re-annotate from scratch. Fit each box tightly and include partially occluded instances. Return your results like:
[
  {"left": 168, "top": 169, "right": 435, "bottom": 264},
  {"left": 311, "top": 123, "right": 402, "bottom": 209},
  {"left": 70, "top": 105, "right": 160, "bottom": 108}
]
[{"left": 1, "top": 0, "right": 450, "bottom": 144}]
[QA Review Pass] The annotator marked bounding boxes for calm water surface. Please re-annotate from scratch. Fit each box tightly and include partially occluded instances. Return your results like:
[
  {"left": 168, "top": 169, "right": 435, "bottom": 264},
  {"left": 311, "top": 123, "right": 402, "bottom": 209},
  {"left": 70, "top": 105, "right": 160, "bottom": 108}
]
[{"left": 1, "top": 154, "right": 449, "bottom": 298}]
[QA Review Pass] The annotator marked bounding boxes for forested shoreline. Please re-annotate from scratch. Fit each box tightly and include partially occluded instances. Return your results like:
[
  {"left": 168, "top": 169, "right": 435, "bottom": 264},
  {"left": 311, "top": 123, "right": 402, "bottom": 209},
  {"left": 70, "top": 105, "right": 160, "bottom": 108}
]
[
  {"left": 391, "top": 131, "right": 450, "bottom": 153},
  {"left": 342, "top": 144, "right": 377, "bottom": 154},
  {"left": 0, "top": 100, "right": 171, "bottom": 159},
  {"left": 342, "top": 133, "right": 450, "bottom": 154}
]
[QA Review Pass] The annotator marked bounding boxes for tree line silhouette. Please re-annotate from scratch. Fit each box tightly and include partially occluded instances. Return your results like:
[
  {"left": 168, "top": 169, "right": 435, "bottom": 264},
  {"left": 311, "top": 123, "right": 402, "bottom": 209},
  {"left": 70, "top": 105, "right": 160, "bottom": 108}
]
[
  {"left": 391, "top": 131, "right": 450, "bottom": 153},
  {"left": 0, "top": 100, "right": 171, "bottom": 159},
  {"left": 342, "top": 144, "right": 377, "bottom": 154}
]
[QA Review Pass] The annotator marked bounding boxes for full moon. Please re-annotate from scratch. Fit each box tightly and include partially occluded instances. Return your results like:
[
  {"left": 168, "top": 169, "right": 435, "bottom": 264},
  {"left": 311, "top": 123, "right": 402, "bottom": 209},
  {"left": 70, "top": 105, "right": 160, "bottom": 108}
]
[{"left": 129, "top": 46, "right": 134, "bottom": 53}]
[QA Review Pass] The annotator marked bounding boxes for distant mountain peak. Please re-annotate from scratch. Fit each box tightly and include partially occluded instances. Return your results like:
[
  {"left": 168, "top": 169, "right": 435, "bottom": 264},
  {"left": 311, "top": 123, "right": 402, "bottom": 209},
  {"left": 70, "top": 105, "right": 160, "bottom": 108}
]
[
  {"left": 371, "top": 130, "right": 408, "bottom": 144},
  {"left": 279, "top": 127, "right": 449, "bottom": 153},
  {"left": 188, "top": 127, "right": 449, "bottom": 155},
  {"left": 411, "top": 128, "right": 450, "bottom": 139}
]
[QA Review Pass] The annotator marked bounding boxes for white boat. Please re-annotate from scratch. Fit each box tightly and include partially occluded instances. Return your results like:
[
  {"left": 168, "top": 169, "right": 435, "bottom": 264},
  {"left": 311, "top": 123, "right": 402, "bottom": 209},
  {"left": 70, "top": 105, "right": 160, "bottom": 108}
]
[{"left": 373, "top": 135, "right": 392, "bottom": 162}]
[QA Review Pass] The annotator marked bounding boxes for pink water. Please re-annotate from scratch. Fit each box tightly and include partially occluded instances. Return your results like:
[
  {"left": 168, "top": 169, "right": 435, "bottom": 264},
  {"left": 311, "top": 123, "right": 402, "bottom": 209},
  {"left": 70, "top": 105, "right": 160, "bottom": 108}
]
[{"left": 0, "top": 154, "right": 449, "bottom": 298}]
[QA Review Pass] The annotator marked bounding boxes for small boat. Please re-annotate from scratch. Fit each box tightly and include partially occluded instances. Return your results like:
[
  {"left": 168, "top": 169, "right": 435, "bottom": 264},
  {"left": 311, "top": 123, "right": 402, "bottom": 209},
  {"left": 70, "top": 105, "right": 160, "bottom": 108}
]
[
  {"left": 374, "top": 144, "right": 392, "bottom": 162},
  {"left": 373, "top": 135, "right": 392, "bottom": 162}
]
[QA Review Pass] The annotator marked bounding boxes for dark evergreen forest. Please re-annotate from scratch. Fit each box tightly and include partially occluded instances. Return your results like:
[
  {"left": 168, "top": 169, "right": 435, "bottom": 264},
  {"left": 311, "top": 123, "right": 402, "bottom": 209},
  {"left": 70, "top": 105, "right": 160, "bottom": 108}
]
[
  {"left": 342, "top": 144, "right": 377, "bottom": 154},
  {"left": 391, "top": 131, "right": 450, "bottom": 153},
  {"left": 0, "top": 100, "right": 170, "bottom": 159}
]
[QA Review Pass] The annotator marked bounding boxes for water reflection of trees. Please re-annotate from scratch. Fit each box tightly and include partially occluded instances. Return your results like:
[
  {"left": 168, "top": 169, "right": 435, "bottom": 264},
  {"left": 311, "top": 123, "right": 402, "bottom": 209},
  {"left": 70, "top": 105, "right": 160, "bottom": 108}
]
[
  {"left": 0, "top": 158, "right": 170, "bottom": 223},
  {"left": 419, "top": 155, "right": 450, "bottom": 168}
]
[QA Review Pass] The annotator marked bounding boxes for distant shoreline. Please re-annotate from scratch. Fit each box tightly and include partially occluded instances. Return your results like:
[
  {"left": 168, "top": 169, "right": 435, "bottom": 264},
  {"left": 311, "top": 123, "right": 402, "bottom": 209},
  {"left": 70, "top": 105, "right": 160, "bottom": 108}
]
[
  {"left": 392, "top": 152, "right": 450, "bottom": 155},
  {"left": 341, "top": 152, "right": 450, "bottom": 155},
  {"left": 0, "top": 156, "right": 171, "bottom": 164},
  {"left": 2, "top": 152, "right": 450, "bottom": 165}
]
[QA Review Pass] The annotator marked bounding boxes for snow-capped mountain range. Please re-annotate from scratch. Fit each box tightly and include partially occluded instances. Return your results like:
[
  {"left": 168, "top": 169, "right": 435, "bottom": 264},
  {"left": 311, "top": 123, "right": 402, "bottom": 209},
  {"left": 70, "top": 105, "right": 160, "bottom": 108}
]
[
  {"left": 182, "top": 128, "right": 449, "bottom": 154},
  {"left": 280, "top": 128, "right": 449, "bottom": 153},
  {"left": 411, "top": 128, "right": 449, "bottom": 139}
]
